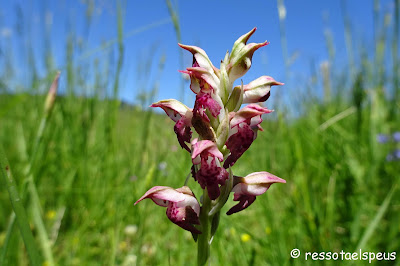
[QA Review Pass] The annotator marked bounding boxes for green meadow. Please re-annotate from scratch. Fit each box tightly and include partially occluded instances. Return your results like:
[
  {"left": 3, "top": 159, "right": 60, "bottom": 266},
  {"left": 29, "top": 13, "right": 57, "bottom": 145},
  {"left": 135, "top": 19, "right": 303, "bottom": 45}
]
[{"left": 1, "top": 1, "right": 399, "bottom": 265}]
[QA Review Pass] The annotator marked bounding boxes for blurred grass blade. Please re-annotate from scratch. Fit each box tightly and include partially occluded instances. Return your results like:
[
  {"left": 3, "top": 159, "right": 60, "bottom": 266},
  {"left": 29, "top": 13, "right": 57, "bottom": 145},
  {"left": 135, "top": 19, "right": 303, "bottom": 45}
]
[
  {"left": 355, "top": 185, "right": 397, "bottom": 251},
  {"left": 2, "top": 73, "right": 60, "bottom": 266},
  {"left": 75, "top": 17, "right": 171, "bottom": 64},
  {"left": 277, "top": 0, "right": 289, "bottom": 78},
  {"left": 44, "top": 71, "right": 61, "bottom": 115},
  {"left": 341, "top": 0, "right": 355, "bottom": 81},
  {"left": 319, "top": 106, "right": 356, "bottom": 131},
  {"left": 27, "top": 73, "right": 60, "bottom": 266},
  {"left": 392, "top": 0, "right": 399, "bottom": 114},
  {"left": 0, "top": 145, "right": 41, "bottom": 266},
  {"left": 165, "top": 0, "right": 185, "bottom": 102},
  {"left": 31, "top": 72, "right": 61, "bottom": 165}
]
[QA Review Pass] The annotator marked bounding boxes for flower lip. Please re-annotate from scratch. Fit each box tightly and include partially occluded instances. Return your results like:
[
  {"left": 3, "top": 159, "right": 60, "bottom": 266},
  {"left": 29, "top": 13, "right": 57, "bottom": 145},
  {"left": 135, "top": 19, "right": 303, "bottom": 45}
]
[
  {"left": 151, "top": 99, "right": 193, "bottom": 152},
  {"left": 191, "top": 139, "right": 229, "bottom": 200},
  {"left": 223, "top": 104, "right": 273, "bottom": 168},
  {"left": 191, "top": 139, "right": 224, "bottom": 162}
]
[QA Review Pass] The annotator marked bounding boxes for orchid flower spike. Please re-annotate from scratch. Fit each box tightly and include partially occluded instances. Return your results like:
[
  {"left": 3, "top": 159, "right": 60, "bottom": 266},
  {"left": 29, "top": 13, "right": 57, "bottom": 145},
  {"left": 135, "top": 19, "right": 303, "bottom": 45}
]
[{"left": 139, "top": 29, "right": 285, "bottom": 264}]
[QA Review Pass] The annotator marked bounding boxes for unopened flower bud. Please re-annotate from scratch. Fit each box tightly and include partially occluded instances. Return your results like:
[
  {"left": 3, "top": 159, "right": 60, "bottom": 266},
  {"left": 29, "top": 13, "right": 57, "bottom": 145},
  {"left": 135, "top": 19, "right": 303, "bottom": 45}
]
[
  {"left": 226, "top": 85, "right": 243, "bottom": 112},
  {"left": 227, "top": 28, "right": 268, "bottom": 82},
  {"left": 218, "top": 60, "right": 230, "bottom": 103}
]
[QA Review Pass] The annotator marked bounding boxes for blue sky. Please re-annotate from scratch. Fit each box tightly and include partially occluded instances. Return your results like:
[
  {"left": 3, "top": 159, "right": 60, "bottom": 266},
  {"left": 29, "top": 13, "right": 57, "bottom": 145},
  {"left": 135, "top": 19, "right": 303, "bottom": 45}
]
[{"left": 0, "top": 0, "right": 396, "bottom": 109}]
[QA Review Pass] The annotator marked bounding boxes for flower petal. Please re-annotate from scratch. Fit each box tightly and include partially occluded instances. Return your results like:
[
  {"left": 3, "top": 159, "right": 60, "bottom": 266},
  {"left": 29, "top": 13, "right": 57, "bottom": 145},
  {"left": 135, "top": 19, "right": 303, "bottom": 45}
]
[
  {"left": 151, "top": 99, "right": 193, "bottom": 151},
  {"left": 135, "top": 186, "right": 201, "bottom": 234},
  {"left": 196, "top": 157, "right": 229, "bottom": 200},
  {"left": 134, "top": 186, "right": 187, "bottom": 207},
  {"left": 191, "top": 140, "right": 224, "bottom": 163},
  {"left": 223, "top": 123, "right": 255, "bottom": 168},
  {"left": 150, "top": 99, "right": 192, "bottom": 123},
  {"left": 191, "top": 140, "right": 229, "bottom": 200},
  {"left": 232, "top": 172, "right": 286, "bottom": 196},
  {"left": 226, "top": 194, "right": 256, "bottom": 215},
  {"left": 167, "top": 205, "right": 201, "bottom": 234},
  {"left": 242, "top": 76, "right": 283, "bottom": 104},
  {"left": 181, "top": 67, "right": 220, "bottom": 95},
  {"left": 174, "top": 118, "right": 192, "bottom": 152},
  {"left": 178, "top": 44, "right": 215, "bottom": 73},
  {"left": 194, "top": 92, "right": 222, "bottom": 119},
  {"left": 224, "top": 104, "right": 272, "bottom": 168},
  {"left": 226, "top": 172, "right": 285, "bottom": 215},
  {"left": 230, "top": 104, "right": 273, "bottom": 128}
]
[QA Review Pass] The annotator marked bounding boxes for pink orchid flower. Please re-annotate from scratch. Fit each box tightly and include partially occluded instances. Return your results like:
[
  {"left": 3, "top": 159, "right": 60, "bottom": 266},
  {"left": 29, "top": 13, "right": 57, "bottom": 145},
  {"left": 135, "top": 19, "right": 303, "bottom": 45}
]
[
  {"left": 150, "top": 99, "right": 193, "bottom": 152},
  {"left": 179, "top": 46, "right": 225, "bottom": 123},
  {"left": 179, "top": 67, "right": 220, "bottom": 95},
  {"left": 135, "top": 186, "right": 201, "bottom": 234},
  {"left": 224, "top": 104, "right": 273, "bottom": 168},
  {"left": 226, "top": 172, "right": 286, "bottom": 215},
  {"left": 193, "top": 92, "right": 223, "bottom": 122},
  {"left": 191, "top": 139, "right": 229, "bottom": 200}
]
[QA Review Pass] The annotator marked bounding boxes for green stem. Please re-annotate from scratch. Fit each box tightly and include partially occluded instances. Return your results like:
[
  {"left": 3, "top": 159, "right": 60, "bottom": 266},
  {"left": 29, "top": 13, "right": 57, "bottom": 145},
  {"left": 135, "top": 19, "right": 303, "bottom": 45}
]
[
  {"left": 197, "top": 189, "right": 212, "bottom": 266},
  {"left": 0, "top": 145, "right": 41, "bottom": 266}
]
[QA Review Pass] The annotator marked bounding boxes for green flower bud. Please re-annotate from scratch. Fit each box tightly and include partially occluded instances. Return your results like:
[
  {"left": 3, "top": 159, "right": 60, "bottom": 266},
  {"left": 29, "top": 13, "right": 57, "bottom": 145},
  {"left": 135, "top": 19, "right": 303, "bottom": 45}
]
[
  {"left": 225, "top": 84, "right": 244, "bottom": 112},
  {"left": 227, "top": 28, "right": 268, "bottom": 82}
]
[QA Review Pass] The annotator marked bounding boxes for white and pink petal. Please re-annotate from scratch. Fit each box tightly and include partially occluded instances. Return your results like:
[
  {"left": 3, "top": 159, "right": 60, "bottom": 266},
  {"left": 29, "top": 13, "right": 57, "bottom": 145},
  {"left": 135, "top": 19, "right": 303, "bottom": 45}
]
[
  {"left": 150, "top": 99, "right": 192, "bottom": 123},
  {"left": 230, "top": 104, "right": 273, "bottom": 128},
  {"left": 242, "top": 76, "right": 283, "bottom": 104},
  {"left": 226, "top": 172, "right": 286, "bottom": 215},
  {"left": 191, "top": 139, "right": 224, "bottom": 163},
  {"left": 178, "top": 43, "right": 215, "bottom": 73},
  {"left": 134, "top": 186, "right": 201, "bottom": 234}
]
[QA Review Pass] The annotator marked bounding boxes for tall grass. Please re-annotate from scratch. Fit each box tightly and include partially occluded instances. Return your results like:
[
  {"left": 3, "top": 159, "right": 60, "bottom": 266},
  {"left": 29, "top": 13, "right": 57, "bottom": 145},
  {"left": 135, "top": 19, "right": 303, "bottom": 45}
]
[{"left": 1, "top": 0, "right": 399, "bottom": 265}]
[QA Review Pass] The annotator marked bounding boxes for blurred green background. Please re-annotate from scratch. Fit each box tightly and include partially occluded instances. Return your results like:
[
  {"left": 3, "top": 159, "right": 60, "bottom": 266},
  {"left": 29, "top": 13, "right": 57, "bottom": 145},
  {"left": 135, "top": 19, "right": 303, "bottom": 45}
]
[{"left": 1, "top": 0, "right": 399, "bottom": 265}]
